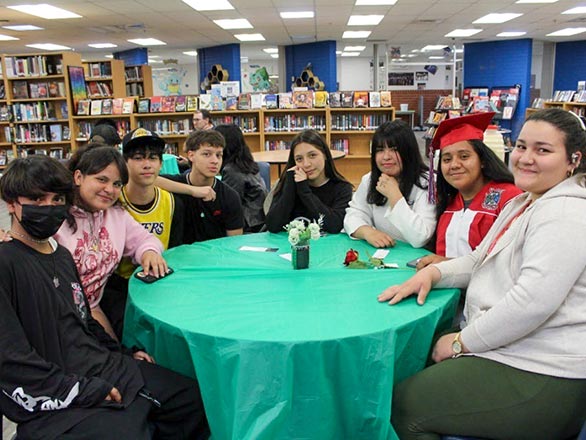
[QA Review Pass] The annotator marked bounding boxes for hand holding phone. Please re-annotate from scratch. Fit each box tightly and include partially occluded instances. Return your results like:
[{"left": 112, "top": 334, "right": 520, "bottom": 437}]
[{"left": 134, "top": 268, "right": 174, "bottom": 284}]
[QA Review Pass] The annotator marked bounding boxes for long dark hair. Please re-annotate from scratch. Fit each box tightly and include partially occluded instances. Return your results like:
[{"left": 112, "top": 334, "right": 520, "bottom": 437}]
[
  {"left": 368, "top": 119, "right": 429, "bottom": 206},
  {"left": 436, "top": 139, "right": 515, "bottom": 218},
  {"left": 272, "top": 129, "right": 351, "bottom": 196},
  {"left": 215, "top": 124, "right": 259, "bottom": 174}
]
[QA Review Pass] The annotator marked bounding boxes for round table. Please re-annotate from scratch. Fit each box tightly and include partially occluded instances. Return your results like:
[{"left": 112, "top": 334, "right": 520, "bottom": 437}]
[{"left": 124, "top": 233, "right": 459, "bottom": 440}]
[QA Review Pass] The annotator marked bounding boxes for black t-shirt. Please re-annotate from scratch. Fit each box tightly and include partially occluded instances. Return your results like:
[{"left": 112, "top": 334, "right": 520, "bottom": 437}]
[{"left": 163, "top": 174, "right": 243, "bottom": 243}]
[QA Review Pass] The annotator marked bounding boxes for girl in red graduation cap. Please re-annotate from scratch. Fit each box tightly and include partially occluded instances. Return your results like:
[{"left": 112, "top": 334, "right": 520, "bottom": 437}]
[{"left": 415, "top": 112, "right": 522, "bottom": 269}]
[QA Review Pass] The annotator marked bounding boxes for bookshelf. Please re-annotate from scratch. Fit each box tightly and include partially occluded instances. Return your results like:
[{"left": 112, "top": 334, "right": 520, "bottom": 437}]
[
  {"left": 209, "top": 109, "right": 262, "bottom": 152},
  {"left": 125, "top": 65, "right": 153, "bottom": 98},
  {"left": 3, "top": 51, "right": 82, "bottom": 161},
  {"left": 72, "top": 114, "right": 132, "bottom": 149},
  {"left": 0, "top": 55, "right": 15, "bottom": 168},
  {"left": 133, "top": 111, "right": 192, "bottom": 155},
  {"left": 83, "top": 59, "right": 126, "bottom": 99}
]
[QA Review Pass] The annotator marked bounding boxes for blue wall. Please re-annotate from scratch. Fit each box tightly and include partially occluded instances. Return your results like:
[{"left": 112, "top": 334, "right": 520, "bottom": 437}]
[
  {"left": 464, "top": 39, "right": 532, "bottom": 138},
  {"left": 285, "top": 41, "right": 336, "bottom": 92},
  {"left": 198, "top": 44, "right": 241, "bottom": 85},
  {"left": 554, "top": 41, "right": 586, "bottom": 91},
  {"left": 113, "top": 48, "right": 148, "bottom": 66}
]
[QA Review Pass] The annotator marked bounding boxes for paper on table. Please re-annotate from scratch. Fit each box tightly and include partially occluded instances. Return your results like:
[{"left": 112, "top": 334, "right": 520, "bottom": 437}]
[
  {"left": 372, "top": 249, "right": 389, "bottom": 259},
  {"left": 280, "top": 253, "right": 292, "bottom": 261},
  {"left": 240, "top": 246, "right": 279, "bottom": 252}
]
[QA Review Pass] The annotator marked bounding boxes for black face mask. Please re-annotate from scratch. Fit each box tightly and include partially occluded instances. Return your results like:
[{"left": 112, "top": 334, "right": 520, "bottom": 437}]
[{"left": 16, "top": 204, "right": 69, "bottom": 240}]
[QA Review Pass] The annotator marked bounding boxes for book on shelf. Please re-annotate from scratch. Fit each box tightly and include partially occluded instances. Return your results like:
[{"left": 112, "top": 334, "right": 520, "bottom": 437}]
[
  {"left": 0, "top": 83, "right": 4, "bottom": 100},
  {"left": 90, "top": 100, "right": 103, "bottom": 116},
  {"left": 49, "top": 124, "right": 62, "bottom": 142},
  {"left": 353, "top": 91, "right": 369, "bottom": 108},
  {"left": 12, "top": 81, "right": 29, "bottom": 99},
  {"left": 314, "top": 91, "right": 328, "bottom": 108},
  {"left": 175, "top": 95, "right": 187, "bottom": 112},
  {"left": 138, "top": 98, "right": 150, "bottom": 113},
  {"left": 63, "top": 126, "right": 70, "bottom": 141},
  {"left": 0, "top": 105, "right": 10, "bottom": 121},
  {"left": 225, "top": 96, "right": 238, "bottom": 110},
  {"left": 112, "top": 98, "right": 124, "bottom": 115},
  {"left": 220, "top": 81, "right": 240, "bottom": 98},
  {"left": 28, "top": 83, "right": 39, "bottom": 99},
  {"left": 211, "top": 95, "right": 225, "bottom": 111},
  {"left": 122, "top": 97, "right": 136, "bottom": 114},
  {"left": 37, "top": 82, "right": 48, "bottom": 98},
  {"left": 278, "top": 93, "right": 293, "bottom": 109},
  {"left": 448, "top": 110, "right": 461, "bottom": 119},
  {"left": 369, "top": 92, "right": 381, "bottom": 108},
  {"left": 341, "top": 91, "right": 354, "bottom": 108},
  {"left": 60, "top": 102, "right": 69, "bottom": 119},
  {"left": 77, "top": 99, "right": 91, "bottom": 116},
  {"left": 210, "top": 84, "right": 222, "bottom": 97},
  {"left": 161, "top": 96, "right": 176, "bottom": 113},
  {"left": 199, "top": 94, "right": 212, "bottom": 110},
  {"left": 101, "top": 99, "right": 113, "bottom": 115},
  {"left": 186, "top": 96, "right": 198, "bottom": 112},
  {"left": 249, "top": 93, "right": 262, "bottom": 110},
  {"left": 0, "top": 153, "right": 6, "bottom": 166},
  {"left": 264, "top": 94, "right": 278, "bottom": 109},
  {"left": 149, "top": 96, "right": 162, "bottom": 113},
  {"left": 292, "top": 90, "right": 313, "bottom": 108},
  {"left": 380, "top": 91, "right": 392, "bottom": 107},
  {"left": 48, "top": 81, "right": 59, "bottom": 97},
  {"left": 49, "top": 148, "right": 64, "bottom": 160},
  {"left": 329, "top": 92, "right": 341, "bottom": 108},
  {"left": 237, "top": 93, "right": 250, "bottom": 110},
  {"left": 472, "top": 96, "right": 490, "bottom": 113}
]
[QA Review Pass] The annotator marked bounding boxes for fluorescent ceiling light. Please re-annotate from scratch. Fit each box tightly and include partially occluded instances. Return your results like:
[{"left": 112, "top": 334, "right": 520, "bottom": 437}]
[
  {"left": 516, "top": 0, "right": 557, "bottom": 3},
  {"left": 214, "top": 18, "right": 253, "bottom": 29},
  {"left": 474, "top": 13, "right": 522, "bottom": 24},
  {"left": 497, "top": 31, "right": 527, "bottom": 37},
  {"left": 336, "top": 51, "right": 343, "bottom": 55},
  {"left": 263, "top": 48, "right": 278, "bottom": 54},
  {"left": 342, "top": 30, "right": 372, "bottom": 38},
  {"left": 421, "top": 45, "right": 446, "bottom": 51},
  {"left": 429, "top": 56, "right": 444, "bottom": 59},
  {"left": 181, "top": 0, "right": 234, "bottom": 11},
  {"left": 563, "top": 7, "right": 586, "bottom": 14},
  {"left": 234, "top": 33, "right": 265, "bottom": 41},
  {"left": 280, "top": 11, "right": 314, "bottom": 19},
  {"left": 148, "top": 58, "right": 163, "bottom": 64},
  {"left": 355, "top": 0, "right": 397, "bottom": 5},
  {"left": 128, "top": 38, "right": 166, "bottom": 46},
  {"left": 348, "top": 15, "right": 384, "bottom": 26},
  {"left": 341, "top": 52, "right": 361, "bottom": 57},
  {"left": 0, "top": 34, "right": 19, "bottom": 41},
  {"left": 8, "top": 4, "right": 81, "bottom": 19},
  {"left": 241, "top": 56, "right": 249, "bottom": 63},
  {"left": 270, "top": 54, "right": 279, "bottom": 58},
  {"left": 445, "top": 29, "right": 483, "bottom": 37},
  {"left": 148, "top": 55, "right": 161, "bottom": 58},
  {"left": 183, "top": 51, "right": 198, "bottom": 56},
  {"left": 88, "top": 43, "right": 117, "bottom": 48},
  {"left": 344, "top": 45, "right": 365, "bottom": 51},
  {"left": 2, "top": 24, "right": 43, "bottom": 31},
  {"left": 407, "top": 54, "right": 417, "bottom": 58},
  {"left": 455, "top": 48, "right": 464, "bottom": 53},
  {"left": 26, "top": 43, "right": 71, "bottom": 50},
  {"left": 104, "top": 55, "right": 114, "bottom": 59},
  {"left": 547, "top": 27, "right": 586, "bottom": 36}
]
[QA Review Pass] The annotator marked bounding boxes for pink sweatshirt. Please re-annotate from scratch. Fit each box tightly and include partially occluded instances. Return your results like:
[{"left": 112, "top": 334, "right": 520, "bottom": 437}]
[{"left": 55, "top": 205, "right": 163, "bottom": 308}]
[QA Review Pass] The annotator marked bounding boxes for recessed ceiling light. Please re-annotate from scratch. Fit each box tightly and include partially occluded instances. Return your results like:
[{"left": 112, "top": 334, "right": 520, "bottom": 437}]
[
  {"left": 547, "top": 27, "right": 586, "bottom": 36},
  {"left": 497, "top": 31, "right": 527, "bottom": 37},
  {"left": 234, "top": 33, "right": 265, "bottom": 41},
  {"left": 263, "top": 48, "right": 278, "bottom": 54},
  {"left": 183, "top": 51, "right": 198, "bottom": 56},
  {"left": 26, "top": 43, "right": 71, "bottom": 50},
  {"left": 348, "top": 15, "right": 384, "bottom": 26},
  {"left": 270, "top": 54, "right": 279, "bottom": 58},
  {"left": 88, "top": 43, "right": 117, "bottom": 48},
  {"left": 341, "top": 52, "right": 361, "bottom": 57},
  {"left": 128, "top": 38, "right": 166, "bottom": 46},
  {"left": 342, "top": 30, "right": 372, "bottom": 39},
  {"left": 0, "top": 34, "right": 19, "bottom": 41},
  {"left": 445, "top": 29, "right": 483, "bottom": 37},
  {"left": 474, "top": 13, "right": 522, "bottom": 24},
  {"left": 8, "top": 4, "right": 81, "bottom": 19},
  {"left": 421, "top": 45, "right": 446, "bottom": 51},
  {"left": 2, "top": 24, "right": 43, "bottom": 31},
  {"left": 562, "top": 7, "right": 586, "bottom": 14},
  {"left": 516, "top": 0, "right": 558, "bottom": 3},
  {"left": 428, "top": 56, "right": 444, "bottom": 59},
  {"left": 280, "top": 11, "right": 314, "bottom": 19},
  {"left": 181, "top": 0, "right": 234, "bottom": 11},
  {"left": 104, "top": 55, "right": 114, "bottom": 59},
  {"left": 344, "top": 45, "right": 366, "bottom": 51},
  {"left": 214, "top": 18, "right": 253, "bottom": 29},
  {"left": 355, "top": 0, "right": 397, "bottom": 5}
]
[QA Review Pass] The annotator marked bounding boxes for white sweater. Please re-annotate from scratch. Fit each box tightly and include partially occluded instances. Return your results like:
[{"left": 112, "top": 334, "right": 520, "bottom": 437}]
[
  {"left": 436, "top": 174, "right": 586, "bottom": 379},
  {"left": 343, "top": 172, "right": 436, "bottom": 248}
]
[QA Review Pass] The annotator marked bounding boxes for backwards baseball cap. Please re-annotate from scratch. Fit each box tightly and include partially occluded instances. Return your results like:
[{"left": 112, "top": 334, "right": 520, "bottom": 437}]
[
  {"left": 122, "top": 127, "right": 165, "bottom": 154},
  {"left": 431, "top": 112, "right": 495, "bottom": 151},
  {"left": 89, "top": 124, "right": 121, "bottom": 146}
]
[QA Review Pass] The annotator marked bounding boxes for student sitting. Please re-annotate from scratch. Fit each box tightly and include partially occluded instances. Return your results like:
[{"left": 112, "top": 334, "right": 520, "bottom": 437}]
[
  {"left": 415, "top": 112, "right": 522, "bottom": 269},
  {"left": 0, "top": 155, "right": 208, "bottom": 439},
  {"left": 265, "top": 130, "right": 352, "bottom": 234},
  {"left": 158, "top": 130, "right": 244, "bottom": 243},
  {"left": 344, "top": 119, "right": 436, "bottom": 248}
]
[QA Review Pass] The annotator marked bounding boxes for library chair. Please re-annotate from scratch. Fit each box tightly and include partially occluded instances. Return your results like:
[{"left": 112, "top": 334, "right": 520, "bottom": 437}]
[{"left": 257, "top": 161, "right": 270, "bottom": 190}]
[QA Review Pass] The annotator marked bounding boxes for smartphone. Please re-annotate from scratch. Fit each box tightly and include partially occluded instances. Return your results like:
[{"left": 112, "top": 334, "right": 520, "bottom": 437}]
[
  {"left": 406, "top": 258, "right": 421, "bottom": 268},
  {"left": 134, "top": 267, "right": 174, "bottom": 284}
]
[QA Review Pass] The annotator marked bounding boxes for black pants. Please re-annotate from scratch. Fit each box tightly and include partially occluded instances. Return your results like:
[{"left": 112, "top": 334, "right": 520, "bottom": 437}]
[
  {"left": 101, "top": 273, "right": 129, "bottom": 341},
  {"left": 59, "top": 361, "right": 209, "bottom": 439}
]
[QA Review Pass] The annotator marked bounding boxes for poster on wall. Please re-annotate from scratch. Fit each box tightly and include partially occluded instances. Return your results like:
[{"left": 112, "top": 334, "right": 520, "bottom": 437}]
[
  {"left": 388, "top": 72, "right": 414, "bottom": 86},
  {"left": 152, "top": 64, "right": 191, "bottom": 96},
  {"left": 415, "top": 71, "right": 428, "bottom": 82},
  {"left": 241, "top": 64, "right": 277, "bottom": 93}
]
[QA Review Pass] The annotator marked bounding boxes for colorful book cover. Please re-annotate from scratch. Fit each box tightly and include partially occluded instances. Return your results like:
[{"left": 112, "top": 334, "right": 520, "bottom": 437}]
[
  {"left": 138, "top": 98, "right": 150, "bottom": 114},
  {"left": 292, "top": 90, "right": 313, "bottom": 108},
  {"left": 369, "top": 92, "right": 381, "bottom": 108},
  {"left": 226, "top": 96, "right": 238, "bottom": 110},
  {"left": 101, "top": 99, "right": 113, "bottom": 115},
  {"left": 278, "top": 92, "right": 293, "bottom": 109},
  {"left": 186, "top": 96, "right": 198, "bottom": 112},
  {"left": 48, "top": 81, "right": 60, "bottom": 97},
  {"left": 341, "top": 91, "right": 354, "bottom": 108},
  {"left": 49, "top": 124, "right": 62, "bottom": 142},
  {"left": 37, "top": 82, "right": 48, "bottom": 98},
  {"left": 77, "top": 99, "right": 91, "bottom": 116},
  {"left": 122, "top": 97, "right": 136, "bottom": 114},
  {"left": 12, "top": 80, "right": 29, "bottom": 99},
  {"left": 29, "top": 83, "right": 39, "bottom": 99},
  {"left": 329, "top": 92, "right": 341, "bottom": 108},
  {"left": 175, "top": 95, "right": 186, "bottom": 112},
  {"left": 250, "top": 93, "right": 263, "bottom": 109},
  {"left": 112, "top": 98, "right": 124, "bottom": 115},
  {"left": 161, "top": 96, "right": 176, "bottom": 112},
  {"left": 211, "top": 94, "right": 225, "bottom": 111},
  {"left": 149, "top": 96, "right": 162, "bottom": 113},
  {"left": 353, "top": 91, "right": 369, "bottom": 108},
  {"left": 264, "top": 94, "right": 278, "bottom": 109},
  {"left": 314, "top": 91, "right": 328, "bottom": 108},
  {"left": 380, "top": 91, "right": 392, "bottom": 107},
  {"left": 90, "top": 100, "right": 103, "bottom": 116},
  {"left": 237, "top": 93, "right": 250, "bottom": 110},
  {"left": 199, "top": 94, "right": 212, "bottom": 110}
]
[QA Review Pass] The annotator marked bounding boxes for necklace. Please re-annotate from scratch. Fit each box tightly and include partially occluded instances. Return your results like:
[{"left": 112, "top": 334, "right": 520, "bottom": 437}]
[
  {"left": 23, "top": 239, "right": 60, "bottom": 289},
  {"left": 9, "top": 229, "right": 49, "bottom": 244}
]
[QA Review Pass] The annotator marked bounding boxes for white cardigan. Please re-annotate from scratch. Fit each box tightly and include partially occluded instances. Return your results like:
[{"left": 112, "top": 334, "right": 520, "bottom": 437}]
[
  {"left": 436, "top": 174, "right": 586, "bottom": 379},
  {"left": 343, "top": 172, "right": 436, "bottom": 248}
]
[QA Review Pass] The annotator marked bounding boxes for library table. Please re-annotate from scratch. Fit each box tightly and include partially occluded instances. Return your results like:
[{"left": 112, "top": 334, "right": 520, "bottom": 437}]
[
  {"left": 252, "top": 149, "right": 345, "bottom": 175},
  {"left": 124, "top": 233, "right": 459, "bottom": 440}
]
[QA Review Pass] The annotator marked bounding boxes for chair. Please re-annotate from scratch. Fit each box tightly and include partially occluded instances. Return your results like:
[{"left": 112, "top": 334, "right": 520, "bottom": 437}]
[{"left": 257, "top": 161, "right": 270, "bottom": 190}]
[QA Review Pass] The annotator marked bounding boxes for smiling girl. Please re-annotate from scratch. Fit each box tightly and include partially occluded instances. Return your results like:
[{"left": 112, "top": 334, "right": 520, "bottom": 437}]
[{"left": 265, "top": 129, "right": 352, "bottom": 234}]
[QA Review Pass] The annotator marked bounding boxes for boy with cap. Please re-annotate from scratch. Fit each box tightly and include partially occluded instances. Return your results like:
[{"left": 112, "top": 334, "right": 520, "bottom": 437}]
[
  {"left": 101, "top": 127, "right": 184, "bottom": 339},
  {"left": 416, "top": 112, "right": 521, "bottom": 270},
  {"left": 89, "top": 119, "right": 122, "bottom": 146},
  {"left": 158, "top": 129, "right": 244, "bottom": 243}
]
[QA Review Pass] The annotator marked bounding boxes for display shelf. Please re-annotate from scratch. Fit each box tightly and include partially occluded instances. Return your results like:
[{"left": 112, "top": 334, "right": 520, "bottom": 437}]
[
  {"left": 125, "top": 65, "right": 153, "bottom": 97},
  {"left": 83, "top": 59, "right": 126, "bottom": 98}
]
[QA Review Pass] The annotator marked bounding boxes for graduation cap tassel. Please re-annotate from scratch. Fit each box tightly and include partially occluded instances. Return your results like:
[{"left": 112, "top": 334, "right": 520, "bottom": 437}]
[{"left": 428, "top": 143, "right": 436, "bottom": 204}]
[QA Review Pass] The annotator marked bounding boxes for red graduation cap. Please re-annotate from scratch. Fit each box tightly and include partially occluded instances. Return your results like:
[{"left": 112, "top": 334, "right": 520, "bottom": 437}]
[{"left": 431, "top": 112, "right": 495, "bottom": 150}]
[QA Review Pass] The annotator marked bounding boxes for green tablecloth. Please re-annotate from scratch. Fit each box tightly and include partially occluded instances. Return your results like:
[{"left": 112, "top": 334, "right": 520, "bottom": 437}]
[{"left": 124, "top": 233, "right": 459, "bottom": 440}]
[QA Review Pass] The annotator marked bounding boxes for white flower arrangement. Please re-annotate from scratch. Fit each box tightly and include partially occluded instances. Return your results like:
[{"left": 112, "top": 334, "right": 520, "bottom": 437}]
[{"left": 285, "top": 215, "right": 324, "bottom": 246}]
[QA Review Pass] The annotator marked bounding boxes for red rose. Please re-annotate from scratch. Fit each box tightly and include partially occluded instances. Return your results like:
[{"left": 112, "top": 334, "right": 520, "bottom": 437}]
[{"left": 344, "top": 249, "right": 359, "bottom": 266}]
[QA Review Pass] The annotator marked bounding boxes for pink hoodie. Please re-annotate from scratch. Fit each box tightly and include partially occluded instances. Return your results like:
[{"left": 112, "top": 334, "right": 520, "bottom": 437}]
[{"left": 55, "top": 205, "right": 163, "bottom": 308}]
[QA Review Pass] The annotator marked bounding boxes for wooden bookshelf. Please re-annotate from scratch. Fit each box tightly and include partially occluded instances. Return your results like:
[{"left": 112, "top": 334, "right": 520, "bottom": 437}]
[
  {"left": 0, "top": 55, "right": 15, "bottom": 168},
  {"left": 71, "top": 114, "right": 132, "bottom": 149},
  {"left": 83, "top": 59, "right": 126, "bottom": 99},
  {"left": 125, "top": 65, "right": 153, "bottom": 98}
]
